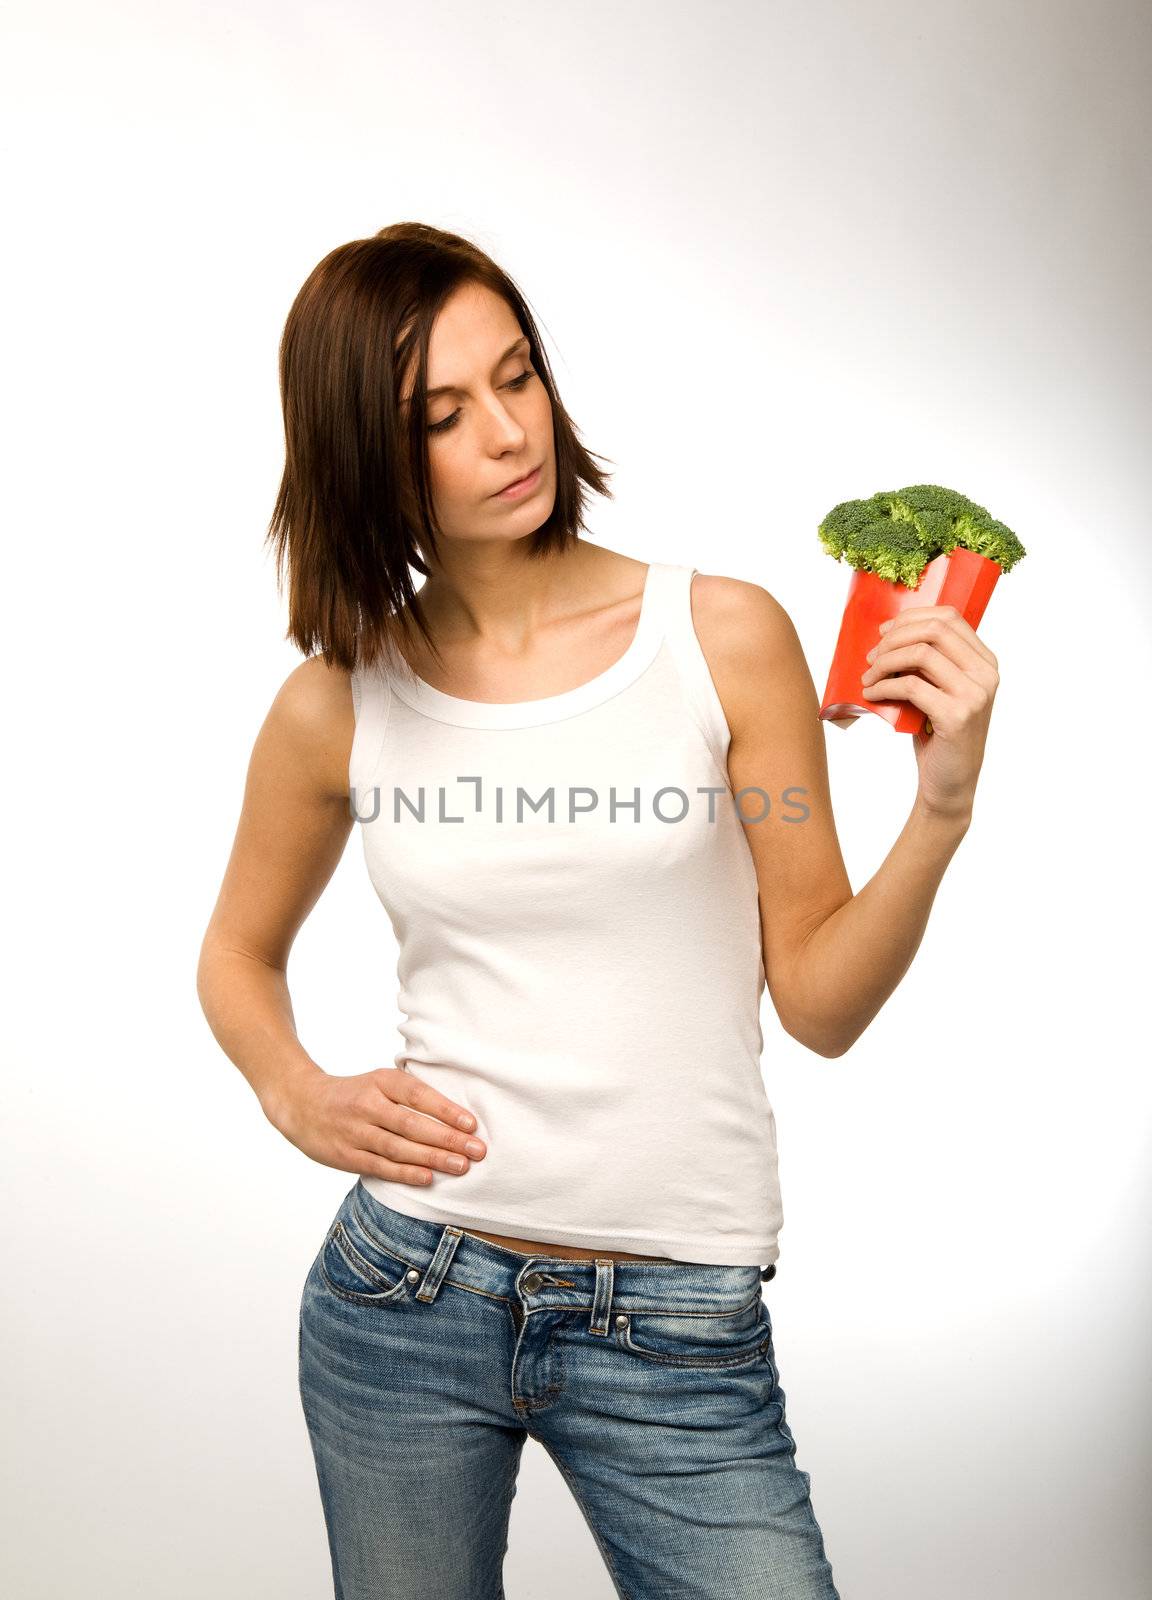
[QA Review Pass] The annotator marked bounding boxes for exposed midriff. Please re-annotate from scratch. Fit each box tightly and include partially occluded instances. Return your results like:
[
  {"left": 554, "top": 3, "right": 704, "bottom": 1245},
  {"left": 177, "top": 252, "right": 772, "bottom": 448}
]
[{"left": 460, "top": 1224, "right": 676, "bottom": 1262}]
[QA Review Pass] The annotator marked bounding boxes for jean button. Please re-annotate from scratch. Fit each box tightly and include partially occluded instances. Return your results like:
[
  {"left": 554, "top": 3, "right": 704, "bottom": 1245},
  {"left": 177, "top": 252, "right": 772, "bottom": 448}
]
[
  {"left": 522, "top": 1272, "right": 543, "bottom": 1293},
  {"left": 406, "top": 1269, "right": 420, "bottom": 1283}
]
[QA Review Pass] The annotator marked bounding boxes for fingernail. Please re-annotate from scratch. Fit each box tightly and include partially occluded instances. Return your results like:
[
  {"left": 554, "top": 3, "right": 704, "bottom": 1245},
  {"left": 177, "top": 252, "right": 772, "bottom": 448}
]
[
  {"left": 457, "top": 1114, "right": 474, "bottom": 1130},
  {"left": 879, "top": 619, "right": 892, "bottom": 632},
  {"left": 465, "top": 1139, "right": 484, "bottom": 1157}
]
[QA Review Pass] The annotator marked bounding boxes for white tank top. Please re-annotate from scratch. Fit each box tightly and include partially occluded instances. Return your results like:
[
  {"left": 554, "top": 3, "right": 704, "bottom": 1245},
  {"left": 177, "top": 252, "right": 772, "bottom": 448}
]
[{"left": 348, "top": 561, "right": 783, "bottom": 1268}]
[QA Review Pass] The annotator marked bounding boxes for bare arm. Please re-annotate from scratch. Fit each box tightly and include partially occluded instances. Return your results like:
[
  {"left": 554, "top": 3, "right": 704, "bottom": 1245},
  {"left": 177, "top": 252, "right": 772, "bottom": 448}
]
[
  {"left": 693, "top": 575, "right": 975, "bottom": 1058},
  {"left": 196, "top": 657, "right": 486, "bottom": 1181},
  {"left": 196, "top": 656, "right": 355, "bottom": 1121}
]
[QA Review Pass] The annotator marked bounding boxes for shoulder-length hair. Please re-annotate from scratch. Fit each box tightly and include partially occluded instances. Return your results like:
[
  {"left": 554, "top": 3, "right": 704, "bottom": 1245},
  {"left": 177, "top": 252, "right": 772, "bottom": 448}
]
[{"left": 265, "top": 221, "right": 615, "bottom": 674}]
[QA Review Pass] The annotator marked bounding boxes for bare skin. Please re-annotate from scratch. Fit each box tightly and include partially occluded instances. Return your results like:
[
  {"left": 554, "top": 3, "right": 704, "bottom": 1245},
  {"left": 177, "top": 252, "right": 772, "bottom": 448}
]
[{"left": 454, "top": 1228, "right": 671, "bottom": 1262}]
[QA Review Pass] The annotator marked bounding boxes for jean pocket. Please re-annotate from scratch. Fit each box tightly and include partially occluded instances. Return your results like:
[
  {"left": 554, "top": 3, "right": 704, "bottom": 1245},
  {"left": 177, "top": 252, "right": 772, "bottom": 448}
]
[
  {"left": 319, "top": 1216, "right": 418, "bottom": 1307},
  {"left": 615, "top": 1291, "right": 770, "bottom": 1369}
]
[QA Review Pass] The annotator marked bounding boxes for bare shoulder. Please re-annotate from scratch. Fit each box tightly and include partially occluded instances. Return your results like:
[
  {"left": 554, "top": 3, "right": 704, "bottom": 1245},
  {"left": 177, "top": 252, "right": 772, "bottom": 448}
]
[
  {"left": 201, "top": 656, "right": 357, "bottom": 971},
  {"left": 687, "top": 571, "right": 851, "bottom": 1051},
  {"left": 688, "top": 571, "right": 796, "bottom": 650},
  {"left": 687, "top": 571, "right": 816, "bottom": 737},
  {"left": 258, "top": 654, "right": 355, "bottom": 804}
]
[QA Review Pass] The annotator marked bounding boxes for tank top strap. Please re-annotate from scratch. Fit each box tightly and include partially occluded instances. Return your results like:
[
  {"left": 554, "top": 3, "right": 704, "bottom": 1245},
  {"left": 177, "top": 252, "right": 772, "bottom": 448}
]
[{"left": 650, "top": 563, "right": 733, "bottom": 779}]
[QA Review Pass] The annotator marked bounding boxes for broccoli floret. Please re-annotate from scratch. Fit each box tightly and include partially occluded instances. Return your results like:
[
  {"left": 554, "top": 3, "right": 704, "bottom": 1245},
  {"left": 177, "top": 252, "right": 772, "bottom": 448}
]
[
  {"left": 818, "top": 484, "right": 1026, "bottom": 587},
  {"left": 844, "top": 519, "right": 931, "bottom": 587}
]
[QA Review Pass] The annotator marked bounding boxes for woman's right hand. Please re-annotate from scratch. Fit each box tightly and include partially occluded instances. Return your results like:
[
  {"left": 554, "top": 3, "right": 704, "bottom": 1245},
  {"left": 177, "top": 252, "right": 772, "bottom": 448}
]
[{"left": 267, "top": 1066, "right": 487, "bottom": 1185}]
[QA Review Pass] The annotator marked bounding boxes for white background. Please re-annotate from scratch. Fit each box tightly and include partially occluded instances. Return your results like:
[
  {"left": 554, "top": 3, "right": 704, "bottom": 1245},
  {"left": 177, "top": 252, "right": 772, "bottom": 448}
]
[{"left": 4, "top": 1, "right": 1150, "bottom": 1595}]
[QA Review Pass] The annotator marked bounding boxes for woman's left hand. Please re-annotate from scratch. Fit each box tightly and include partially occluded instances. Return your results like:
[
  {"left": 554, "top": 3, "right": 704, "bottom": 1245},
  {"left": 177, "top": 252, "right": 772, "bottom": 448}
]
[{"left": 859, "top": 604, "right": 1000, "bottom": 820}]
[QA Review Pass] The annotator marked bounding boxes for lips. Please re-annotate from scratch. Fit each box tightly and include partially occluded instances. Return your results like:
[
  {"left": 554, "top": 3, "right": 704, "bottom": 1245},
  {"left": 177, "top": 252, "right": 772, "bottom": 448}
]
[{"left": 495, "top": 463, "right": 541, "bottom": 495}]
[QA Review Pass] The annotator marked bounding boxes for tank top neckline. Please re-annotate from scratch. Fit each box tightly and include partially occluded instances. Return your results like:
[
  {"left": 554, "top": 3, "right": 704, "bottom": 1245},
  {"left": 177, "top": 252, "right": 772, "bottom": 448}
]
[{"left": 382, "top": 560, "right": 674, "bottom": 729}]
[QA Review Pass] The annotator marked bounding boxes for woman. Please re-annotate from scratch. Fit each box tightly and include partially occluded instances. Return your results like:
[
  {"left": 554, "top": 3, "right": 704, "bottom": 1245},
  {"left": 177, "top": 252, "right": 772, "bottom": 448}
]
[{"left": 197, "top": 222, "right": 997, "bottom": 1599}]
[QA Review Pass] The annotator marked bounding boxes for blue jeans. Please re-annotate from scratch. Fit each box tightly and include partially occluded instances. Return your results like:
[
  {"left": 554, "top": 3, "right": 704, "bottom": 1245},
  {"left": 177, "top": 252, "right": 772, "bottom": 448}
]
[{"left": 298, "top": 1179, "right": 840, "bottom": 1599}]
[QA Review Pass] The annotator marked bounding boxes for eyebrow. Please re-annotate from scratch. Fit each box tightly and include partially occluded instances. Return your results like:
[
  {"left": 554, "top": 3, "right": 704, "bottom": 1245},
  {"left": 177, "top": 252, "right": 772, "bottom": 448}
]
[{"left": 420, "top": 336, "right": 531, "bottom": 403}]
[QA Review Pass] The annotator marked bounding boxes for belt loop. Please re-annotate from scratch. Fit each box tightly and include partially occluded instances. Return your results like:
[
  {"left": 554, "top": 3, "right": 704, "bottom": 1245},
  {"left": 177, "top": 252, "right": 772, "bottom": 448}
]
[
  {"left": 589, "top": 1258, "right": 615, "bottom": 1336},
  {"left": 414, "top": 1225, "right": 464, "bottom": 1303}
]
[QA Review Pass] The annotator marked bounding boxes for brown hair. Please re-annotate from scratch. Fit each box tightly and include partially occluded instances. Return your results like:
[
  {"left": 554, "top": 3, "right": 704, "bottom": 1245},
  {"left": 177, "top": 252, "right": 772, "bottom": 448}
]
[{"left": 265, "top": 222, "right": 615, "bottom": 674}]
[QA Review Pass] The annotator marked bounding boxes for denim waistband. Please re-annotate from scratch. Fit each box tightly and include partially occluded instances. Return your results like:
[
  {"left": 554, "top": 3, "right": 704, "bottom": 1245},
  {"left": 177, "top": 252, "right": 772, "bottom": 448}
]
[{"left": 347, "top": 1179, "right": 776, "bottom": 1318}]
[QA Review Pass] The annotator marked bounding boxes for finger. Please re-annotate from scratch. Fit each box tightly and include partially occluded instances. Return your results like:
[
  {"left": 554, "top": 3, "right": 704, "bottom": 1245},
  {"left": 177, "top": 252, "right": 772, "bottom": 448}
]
[
  {"left": 862, "top": 641, "right": 976, "bottom": 698},
  {"left": 873, "top": 620, "right": 997, "bottom": 688},
  {"left": 350, "top": 1142, "right": 439, "bottom": 1187},
  {"left": 880, "top": 606, "right": 998, "bottom": 670},
  {"left": 860, "top": 666, "right": 949, "bottom": 722},
  {"left": 360, "top": 1123, "right": 474, "bottom": 1178},
  {"left": 375, "top": 1092, "right": 486, "bottom": 1159},
  {"left": 378, "top": 1066, "right": 481, "bottom": 1135}
]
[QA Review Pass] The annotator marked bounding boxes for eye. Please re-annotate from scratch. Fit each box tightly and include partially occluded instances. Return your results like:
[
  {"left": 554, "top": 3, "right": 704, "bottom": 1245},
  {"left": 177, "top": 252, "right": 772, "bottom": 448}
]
[{"left": 427, "top": 369, "right": 536, "bottom": 435}]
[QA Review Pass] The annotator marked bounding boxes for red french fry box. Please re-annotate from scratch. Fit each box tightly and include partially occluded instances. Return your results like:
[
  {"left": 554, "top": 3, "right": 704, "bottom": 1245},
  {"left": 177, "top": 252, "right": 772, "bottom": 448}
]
[{"left": 820, "top": 547, "right": 1002, "bottom": 734}]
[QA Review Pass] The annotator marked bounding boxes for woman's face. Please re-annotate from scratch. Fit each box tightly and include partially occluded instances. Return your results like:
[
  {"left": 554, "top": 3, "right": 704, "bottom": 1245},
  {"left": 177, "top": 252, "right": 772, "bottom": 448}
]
[{"left": 411, "top": 280, "right": 556, "bottom": 541}]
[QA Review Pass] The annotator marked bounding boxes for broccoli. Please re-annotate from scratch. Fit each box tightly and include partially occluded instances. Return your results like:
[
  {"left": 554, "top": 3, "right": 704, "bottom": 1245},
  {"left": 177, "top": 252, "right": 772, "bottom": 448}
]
[{"left": 818, "top": 484, "right": 1026, "bottom": 588}]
